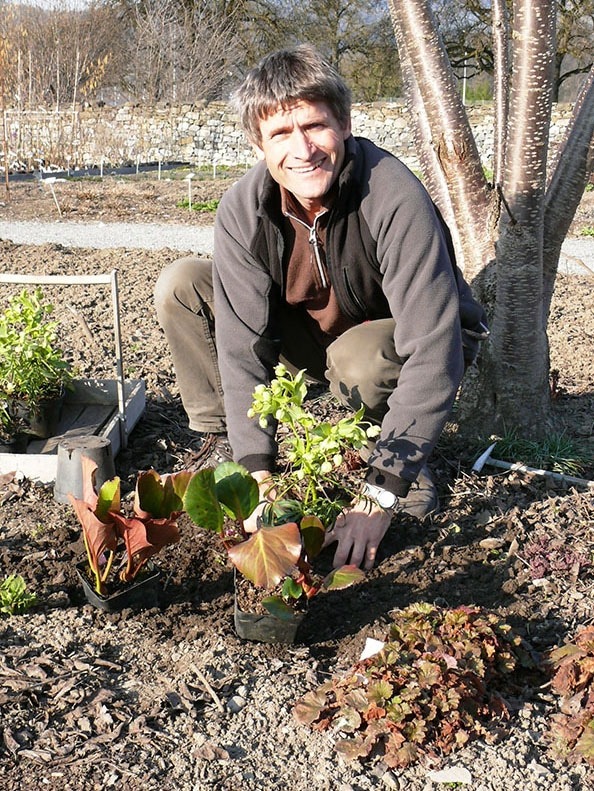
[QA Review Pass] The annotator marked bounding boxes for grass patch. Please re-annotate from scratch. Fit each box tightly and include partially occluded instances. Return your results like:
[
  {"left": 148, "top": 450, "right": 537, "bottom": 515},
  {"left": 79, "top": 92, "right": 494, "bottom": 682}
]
[{"left": 489, "top": 429, "right": 589, "bottom": 476}]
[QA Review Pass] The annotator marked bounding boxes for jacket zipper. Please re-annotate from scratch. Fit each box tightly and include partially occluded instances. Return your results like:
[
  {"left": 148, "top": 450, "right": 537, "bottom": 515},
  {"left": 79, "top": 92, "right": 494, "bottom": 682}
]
[{"left": 284, "top": 211, "right": 328, "bottom": 289}]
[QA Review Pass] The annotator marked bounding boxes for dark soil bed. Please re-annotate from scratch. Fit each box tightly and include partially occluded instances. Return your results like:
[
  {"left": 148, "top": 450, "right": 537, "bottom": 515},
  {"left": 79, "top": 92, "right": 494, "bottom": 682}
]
[{"left": 0, "top": 175, "right": 593, "bottom": 790}]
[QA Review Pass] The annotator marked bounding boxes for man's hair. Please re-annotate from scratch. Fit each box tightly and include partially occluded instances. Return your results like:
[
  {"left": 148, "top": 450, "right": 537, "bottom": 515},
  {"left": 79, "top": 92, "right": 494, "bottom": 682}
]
[{"left": 232, "top": 44, "right": 351, "bottom": 145}]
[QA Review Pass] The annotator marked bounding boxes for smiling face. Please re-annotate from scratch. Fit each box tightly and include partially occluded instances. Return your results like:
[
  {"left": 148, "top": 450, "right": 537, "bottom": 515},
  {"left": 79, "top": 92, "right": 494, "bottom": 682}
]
[{"left": 254, "top": 99, "right": 351, "bottom": 219}]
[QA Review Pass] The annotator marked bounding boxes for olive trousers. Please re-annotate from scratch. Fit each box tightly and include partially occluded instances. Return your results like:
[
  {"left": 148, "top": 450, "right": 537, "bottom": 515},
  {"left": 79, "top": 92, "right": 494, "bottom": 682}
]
[{"left": 154, "top": 256, "right": 405, "bottom": 433}]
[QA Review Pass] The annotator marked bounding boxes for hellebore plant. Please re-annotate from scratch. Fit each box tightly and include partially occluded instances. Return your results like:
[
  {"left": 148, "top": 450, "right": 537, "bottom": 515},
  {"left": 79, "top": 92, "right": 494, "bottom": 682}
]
[
  {"left": 69, "top": 456, "right": 192, "bottom": 596},
  {"left": 248, "top": 364, "right": 380, "bottom": 527},
  {"left": 183, "top": 461, "right": 365, "bottom": 620},
  {"left": 0, "top": 288, "right": 74, "bottom": 441}
]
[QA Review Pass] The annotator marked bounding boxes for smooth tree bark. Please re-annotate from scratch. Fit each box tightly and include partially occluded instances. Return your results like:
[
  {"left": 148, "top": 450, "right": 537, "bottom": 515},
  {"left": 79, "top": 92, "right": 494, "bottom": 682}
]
[{"left": 388, "top": 0, "right": 594, "bottom": 436}]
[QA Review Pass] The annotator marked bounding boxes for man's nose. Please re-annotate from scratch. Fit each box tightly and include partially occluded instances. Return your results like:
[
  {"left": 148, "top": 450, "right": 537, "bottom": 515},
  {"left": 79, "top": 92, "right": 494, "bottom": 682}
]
[{"left": 290, "top": 127, "right": 314, "bottom": 157}]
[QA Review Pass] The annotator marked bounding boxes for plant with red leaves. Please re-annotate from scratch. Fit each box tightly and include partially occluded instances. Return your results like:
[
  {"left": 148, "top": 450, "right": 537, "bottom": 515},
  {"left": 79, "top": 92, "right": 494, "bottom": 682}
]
[{"left": 69, "top": 455, "right": 192, "bottom": 595}]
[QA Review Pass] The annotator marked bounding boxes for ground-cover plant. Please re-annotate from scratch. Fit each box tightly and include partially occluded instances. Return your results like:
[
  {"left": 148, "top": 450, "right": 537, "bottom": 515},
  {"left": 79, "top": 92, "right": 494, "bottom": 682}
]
[
  {"left": 183, "top": 461, "right": 365, "bottom": 620},
  {"left": 69, "top": 456, "right": 191, "bottom": 596},
  {"left": 0, "top": 574, "right": 38, "bottom": 615},
  {"left": 520, "top": 534, "right": 591, "bottom": 581},
  {"left": 177, "top": 197, "right": 220, "bottom": 212},
  {"left": 0, "top": 287, "right": 73, "bottom": 441},
  {"left": 248, "top": 364, "right": 380, "bottom": 527},
  {"left": 546, "top": 626, "right": 594, "bottom": 766},
  {"left": 294, "top": 602, "right": 533, "bottom": 768}
]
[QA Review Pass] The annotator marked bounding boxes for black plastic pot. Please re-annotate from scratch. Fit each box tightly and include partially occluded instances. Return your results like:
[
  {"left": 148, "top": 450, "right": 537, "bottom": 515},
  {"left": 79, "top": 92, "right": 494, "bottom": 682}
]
[
  {"left": 0, "top": 433, "right": 28, "bottom": 453},
  {"left": 233, "top": 572, "right": 306, "bottom": 644},
  {"left": 76, "top": 561, "right": 161, "bottom": 612},
  {"left": 6, "top": 388, "right": 66, "bottom": 440}
]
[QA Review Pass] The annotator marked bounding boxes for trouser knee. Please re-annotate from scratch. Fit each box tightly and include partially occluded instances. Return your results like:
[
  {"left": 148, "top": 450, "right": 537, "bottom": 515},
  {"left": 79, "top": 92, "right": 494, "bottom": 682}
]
[
  {"left": 154, "top": 256, "right": 214, "bottom": 321},
  {"left": 326, "top": 319, "right": 404, "bottom": 423}
]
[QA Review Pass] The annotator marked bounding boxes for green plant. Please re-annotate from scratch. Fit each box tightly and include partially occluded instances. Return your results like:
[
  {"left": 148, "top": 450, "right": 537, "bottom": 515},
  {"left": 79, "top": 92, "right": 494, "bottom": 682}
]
[
  {"left": 580, "top": 226, "right": 594, "bottom": 237},
  {"left": 184, "top": 365, "right": 377, "bottom": 618},
  {"left": 0, "top": 574, "right": 38, "bottom": 615},
  {"left": 177, "top": 197, "right": 220, "bottom": 212},
  {"left": 546, "top": 625, "right": 594, "bottom": 766},
  {"left": 248, "top": 364, "right": 380, "bottom": 525},
  {"left": 69, "top": 456, "right": 192, "bottom": 596},
  {"left": 486, "top": 428, "right": 588, "bottom": 477},
  {"left": 0, "top": 288, "right": 73, "bottom": 438},
  {"left": 183, "top": 461, "right": 364, "bottom": 620},
  {"left": 294, "top": 602, "right": 532, "bottom": 768}
]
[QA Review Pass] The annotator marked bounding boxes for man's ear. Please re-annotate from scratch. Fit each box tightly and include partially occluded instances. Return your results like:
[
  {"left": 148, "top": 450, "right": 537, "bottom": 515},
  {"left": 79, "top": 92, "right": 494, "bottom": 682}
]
[{"left": 342, "top": 117, "right": 352, "bottom": 140}]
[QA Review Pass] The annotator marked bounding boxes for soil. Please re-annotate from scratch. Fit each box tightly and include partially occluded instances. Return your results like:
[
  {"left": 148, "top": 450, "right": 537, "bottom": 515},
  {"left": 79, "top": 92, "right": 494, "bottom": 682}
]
[{"left": 1, "top": 174, "right": 594, "bottom": 790}]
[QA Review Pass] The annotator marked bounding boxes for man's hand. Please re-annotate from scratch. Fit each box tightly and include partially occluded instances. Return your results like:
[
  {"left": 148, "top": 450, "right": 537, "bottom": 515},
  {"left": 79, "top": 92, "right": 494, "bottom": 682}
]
[
  {"left": 323, "top": 497, "right": 393, "bottom": 570},
  {"left": 244, "top": 470, "right": 276, "bottom": 533}
]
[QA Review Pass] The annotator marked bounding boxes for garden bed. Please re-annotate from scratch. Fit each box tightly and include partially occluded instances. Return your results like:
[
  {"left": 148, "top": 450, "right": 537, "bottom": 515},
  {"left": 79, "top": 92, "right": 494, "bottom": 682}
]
[{"left": 0, "top": 177, "right": 593, "bottom": 790}]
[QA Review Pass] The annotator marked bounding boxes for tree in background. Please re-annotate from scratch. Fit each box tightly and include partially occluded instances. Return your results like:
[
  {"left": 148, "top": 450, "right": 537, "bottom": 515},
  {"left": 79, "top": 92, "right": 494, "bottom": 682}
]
[
  {"left": 388, "top": 0, "right": 594, "bottom": 435},
  {"left": 433, "top": 0, "right": 594, "bottom": 102},
  {"left": 121, "top": 0, "right": 242, "bottom": 102},
  {"left": 1, "top": 0, "right": 125, "bottom": 108},
  {"left": 271, "top": 0, "right": 402, "bottom": 100}
]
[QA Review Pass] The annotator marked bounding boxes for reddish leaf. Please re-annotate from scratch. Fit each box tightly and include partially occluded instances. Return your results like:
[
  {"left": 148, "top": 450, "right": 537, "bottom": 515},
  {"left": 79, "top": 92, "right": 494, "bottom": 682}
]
[
  {"left": 112, "top": 513, "right": 180, "bottom": 581},
  {"left": 293, "top": 687, "right": 332, "bottom": 726},
  {"left": 227, "top": 522, "right": 301, "bottom": 588},
  {"left": 68, "top": 497, "right": 117, "bottom": 594},
  {"left": 335, "top": 735, "right": 372, "bottom": 762}
]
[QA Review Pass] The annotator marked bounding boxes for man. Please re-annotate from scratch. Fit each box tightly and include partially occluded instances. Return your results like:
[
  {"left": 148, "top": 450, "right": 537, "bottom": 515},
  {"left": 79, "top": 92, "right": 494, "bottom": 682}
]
[{"left": 154, "top": 45, "right": 487, "bottom": 570}]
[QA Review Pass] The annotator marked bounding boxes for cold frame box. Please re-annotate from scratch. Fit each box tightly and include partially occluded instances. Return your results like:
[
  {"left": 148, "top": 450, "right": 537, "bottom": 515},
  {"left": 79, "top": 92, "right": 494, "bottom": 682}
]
[{"left": 0, "top": 378, "right": 145, "bottom": 483}]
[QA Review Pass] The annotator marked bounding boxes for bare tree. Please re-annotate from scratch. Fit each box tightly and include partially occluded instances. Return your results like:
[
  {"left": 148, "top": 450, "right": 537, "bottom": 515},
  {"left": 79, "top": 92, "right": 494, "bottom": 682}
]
[
  {"left": 124, "top": 0, "right": 243, "bottom": 102},
  {"left": 0, "top": 0, "right": 125, "bottom": 108},
  {"left": 433, "top": 0, "right": 594, "bottom": 101},
  {"left": 388, "top": 0, "right": 594, "bottom": 435}
]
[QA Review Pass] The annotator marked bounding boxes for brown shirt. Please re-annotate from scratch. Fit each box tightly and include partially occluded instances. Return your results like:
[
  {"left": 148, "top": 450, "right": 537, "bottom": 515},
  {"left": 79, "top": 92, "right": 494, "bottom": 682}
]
[{"left": 281, "top": 189, "right": 356, "bottom": 344}]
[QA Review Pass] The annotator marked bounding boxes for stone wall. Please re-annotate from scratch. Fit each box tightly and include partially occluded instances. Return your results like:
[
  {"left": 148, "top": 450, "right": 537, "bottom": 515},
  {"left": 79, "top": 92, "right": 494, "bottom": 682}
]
[{"left": 3, "top": 101, "right": 575, "bottom": 173}]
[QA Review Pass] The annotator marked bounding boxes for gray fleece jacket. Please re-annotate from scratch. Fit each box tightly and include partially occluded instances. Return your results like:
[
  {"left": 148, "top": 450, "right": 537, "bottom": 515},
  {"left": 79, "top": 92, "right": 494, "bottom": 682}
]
[{"left": 213, "top": 136, "right": 487, "bottom": 497}]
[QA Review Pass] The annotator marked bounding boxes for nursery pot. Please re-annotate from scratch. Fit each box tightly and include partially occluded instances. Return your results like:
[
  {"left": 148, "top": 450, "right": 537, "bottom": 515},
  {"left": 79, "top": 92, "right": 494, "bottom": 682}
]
[
  {"left": 54, "top": 435, "right": 116, "bottom": 504},
  {"left": 0, "top": 433, "right": 28, "bottom": 453},
  {"left": 76, "top": 561, "right": 161, "bottom": 613},
  {"left": 233, "top": 571, "right": 306, "bottom": 644},
  {"left": 11, "top": 388, "right": 66, "bottom": 439}
]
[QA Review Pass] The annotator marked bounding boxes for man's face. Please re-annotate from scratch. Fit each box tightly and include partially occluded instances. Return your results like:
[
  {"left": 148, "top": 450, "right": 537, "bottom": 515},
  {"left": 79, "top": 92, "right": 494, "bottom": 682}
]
[{"left": 254, "top": 100, "right": 351, "bottom": 217}]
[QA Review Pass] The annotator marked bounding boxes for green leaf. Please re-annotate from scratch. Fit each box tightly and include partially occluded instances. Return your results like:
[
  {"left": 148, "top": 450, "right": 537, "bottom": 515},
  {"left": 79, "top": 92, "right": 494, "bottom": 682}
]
[
  {"left": 183, "top": 468, "right": 224, "bottom": 533},
  {"left": 260, "top": 498, "right": 303, "bottom": 527},
  {"left": 368, "top": 680, "right": 393, "bottom": 704},
  {"left": 214, "top": 462, "right": 259, "bottom": 521},
  {"left": 227, "top": 522, "right": 302, "bottom": 588},
  {"left": 321, "top": 565, "right": 365, "bottom": 591},
  {"left": 135, "top": 469, "right": 193, "bottom": 518},
  {"left": 282, "top": 576, "right": 303, "bottom": 599},
  {"left": 300, "top": 514, "right": 325, "bottom": 558},
  {"left": 135, "top": 469, "right": 166, "bottom": 516},
  {"left": 96, "top": 476, "right": 121, "bottom": 522},
  {"left": 261, "top": 595, "right": 299, "bottom": 621}
]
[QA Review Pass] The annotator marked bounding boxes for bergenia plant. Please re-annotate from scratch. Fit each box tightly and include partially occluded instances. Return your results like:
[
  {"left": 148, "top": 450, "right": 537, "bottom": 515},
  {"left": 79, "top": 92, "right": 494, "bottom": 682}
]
[
  {"left": 183, "top": 462, "right": 364, "bottom": 620},
  {"left": 69, "top": 456, "right": 192, "bottom": 595}
]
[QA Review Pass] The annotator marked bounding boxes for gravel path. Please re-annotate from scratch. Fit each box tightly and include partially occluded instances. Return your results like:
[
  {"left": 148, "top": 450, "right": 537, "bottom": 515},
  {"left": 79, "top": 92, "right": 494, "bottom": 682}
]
[
  {"left": 0, "top": 220, "right": 215, "bottom": 255},
  {"left": 1, "top": 220, "right": 593, "bottom": 275}
]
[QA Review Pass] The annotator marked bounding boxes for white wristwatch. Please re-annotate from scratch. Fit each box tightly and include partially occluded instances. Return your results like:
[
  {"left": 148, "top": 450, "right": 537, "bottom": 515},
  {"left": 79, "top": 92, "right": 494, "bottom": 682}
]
[{"left": 362, "top": 482, "right": 399, "bottom": 511}]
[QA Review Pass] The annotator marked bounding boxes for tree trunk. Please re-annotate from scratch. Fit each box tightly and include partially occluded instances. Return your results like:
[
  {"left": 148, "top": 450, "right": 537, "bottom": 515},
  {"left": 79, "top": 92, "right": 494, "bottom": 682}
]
[{"left": 388, "top": 0, "right": 594, "bottom": 438}]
